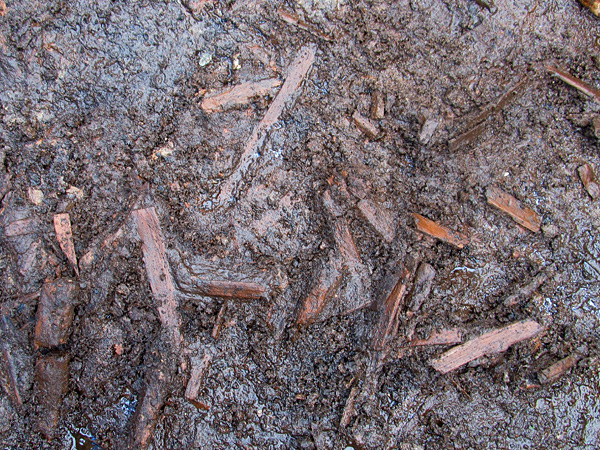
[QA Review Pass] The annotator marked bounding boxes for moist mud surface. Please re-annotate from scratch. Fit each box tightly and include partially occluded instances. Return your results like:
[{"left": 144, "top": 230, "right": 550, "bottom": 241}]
[{"left": 1, "top": 1, "right": 600, "bottom": 449}]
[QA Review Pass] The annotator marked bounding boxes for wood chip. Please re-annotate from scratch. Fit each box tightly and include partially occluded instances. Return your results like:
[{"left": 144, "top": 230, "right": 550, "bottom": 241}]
[
  {"left": 53, "top": 213, "right": 79, "bottom": 275},
  {"left": 35, "top": 353, "right": 70, "bottom": 439},
  {"left": 486, "top": 186, "right": 541, "bottom": 232},
  {"left": 412, "top": 213, "right": 469, "bottom": 249},
  {"left": 212, "top": 303, "right": 228, "bottom": 339},
  {"left": 181, "top": 279, "right": 266, "bottom": 300},
  {"left": 201, "top": 78, "right": 282, "bottom": 113},
  {"left": 133, "top": 207, "right": 183, "bottom": 349},
  {"left": 578, "top": 163, "right": 600, "bottom": 199},
  {"left": 339, "top": 386, "right": 359, "bottom": 427},
  {"left": 409, "top": 328, "right": 462, "bottom": 347},
  {"left": 371, "top": 265, "right": 413, "bottom": 350},
  {"left": 407, "top": 262, "right": 436, "bottom": 313},
  {"left": 34, "top": 278, "right": 78, "bottom": 349},
  {"left": 370, "top": 90, "right": 385, "bottom": 120},
  {"left": 352, "top": 111, "right": 381, "bottom": 139},
  {"left": 216, "top": 45, "right": 316, "bottom": 206},
  {"left": 579, "top": 0, "right": 600, "bottom": 16},
  {"left": 185, "top": 353, "right": 212, "bottom": 401},
  {"left": 431, "top": 320, "right": 543, "bottom": 374},
  {"left": 296, "top": 261, "right": 343, "bottom": 326},
  {"left": 547, "top": 65, "right": 600, "bottom": 104},
  {"left": 0, "top": 314, "right": 22, "bottom": 407},
  {"left": 357, "top": 198, "right": 395, "bottom": 242},
  {"left": 538, "top": 354, "right": 581, "bottom": 384},
  {"left": 448, "top": 122, "right": 485, "bottom": 152}
]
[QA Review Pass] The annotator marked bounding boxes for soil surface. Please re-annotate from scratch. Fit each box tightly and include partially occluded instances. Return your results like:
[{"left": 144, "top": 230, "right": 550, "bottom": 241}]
[{"left": 1, "top": 0, "right": 600, "bottom": 449}]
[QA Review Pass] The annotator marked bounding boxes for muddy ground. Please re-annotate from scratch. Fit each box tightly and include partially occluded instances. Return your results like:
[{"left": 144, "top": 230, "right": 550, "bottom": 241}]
[{"left": 1, "top": 0, "right": 600, "bottom": 448}]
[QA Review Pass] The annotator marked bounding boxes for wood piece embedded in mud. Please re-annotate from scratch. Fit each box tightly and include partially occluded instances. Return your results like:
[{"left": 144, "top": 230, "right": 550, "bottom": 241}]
[
  {"left": 216, "top": 45, "right": 316, "bottom": 206},
  {"left": 579, "top": 0, "right": 600, "bottom": 16},
  {"left": 212, "top": 303, "right": 228, "bottom": 339},
  {"left": 296, "top": 261, "right": 343, "bottom": 325},
  {"left": 538, "top": 354, "right": 581, "bottom": 384},
  {"left": 431, "top": 320, "right": 543, "bottom": 374},
  {"left": 409, "top": 328, "right": 462, "bottom": 347},
  {"left": 370, "top": 90, "right": 385, "bottom": 120},
  {"left": 128, "top": 361, "right": 171, "bottom": 450},
  {"left": 357, "top": 198, "right": 395, "bottom": 242},
  {"left": 340, "top": 386, "right": 359, "bottom": 428},
  {"left": 34, "top": 353, "right": 70, "bottom": 439},
  {"left": 184, "top": 279, "right": 266, "bottom": 300},
  {"left": 503, "top": 271, "right": 550, "bottom": 307},
  {"left": 448, "top": 122, "right": 485, "bottom": 152},
  {"left": 547, "top": 65, "right": 600, "bottom": 103},
  {"left": 185, "top": 353, "right": 212, "bottom": 402},
  {"left": 0, "top": 315, "right": 22, "bottom": 407},
  {"left": 486, "top": 186, "right": 541, "bottom": 232},
  {"left": 53, "top": 213, "right": 79, "bottom": 276},
  {"left": 407, "top": 262, "right": 436, "bottom": 313},
  {"left": 34, "top": 278, "right": 78, "bottom": 349},
  {"left": 412, "top": 213, "right": 470, "bottom": 249},
  {"left": 578, "top": 163, "right": 600, "bottom": 199},
  {"left": 133, "top": 207, "right": 183, "bottom": 349},
  {"left": 201, "top": 78, "right": 282, "bottom": 113},
  {"left": 371, "top": 265, "right": 412, "bottom": 350},
  {"left": 352, "top": 111, "right": 381, "bottom": 139}
]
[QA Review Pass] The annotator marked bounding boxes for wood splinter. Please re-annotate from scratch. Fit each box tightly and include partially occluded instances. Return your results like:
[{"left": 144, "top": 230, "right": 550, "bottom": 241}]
[
  {"left": 538, "top": 354, "right": 581, "bottom": 384},
  {"left": 578, "top": 163, "right": 600, "bottom": 199},
  {"left": 53, "top": 213, "right": 79, "bottom": 276},
  {"left": 547, "top": 65, "right": 600, "bottom": 104},
  {"left": 201, "top": 78, "right": 282, "bottom": 113},
  {"left": 431, "top": 319, "right": 543, "bottom": 374},
  {"left": 486, "top": 186, "right": 541, "bottom": 232},
  {"left": 412, "top": 213, "right": 470, "bottom": 249}
]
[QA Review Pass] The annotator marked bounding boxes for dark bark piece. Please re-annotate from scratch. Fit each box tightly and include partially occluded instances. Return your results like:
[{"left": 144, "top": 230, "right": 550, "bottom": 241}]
[
  {"left": 0, "top": 315, "right": 22, "bottom": 407},
  {"left": 448, "top": 122, "right": 485, "bottom": 152},
  {"left": 412, "top": 213, "right": 470, "bottom": 249},
  {"left": 133, "top": 207, "right": 183, "bottom": 350},
  {"left": 370, "top": 90, "right": 385, "bottom": 120},
  {"left": 185, "top": 353, "right": 212, "bottom": 401},
  {"left": 34, "top": 278, "right": 78, "bottom": 349},
  {"left": 35, "top": 353, "right": 70, "bottom": 439},
  {"left": 538, "top": 354, "right": 581, "bottom": 384},
  {"left": 578, "top": 163, "right": 600, "bottom": 199},
  {"left": 486, "top": 186, "right": 541, "bottom": 232},
  {"left": 53, "top": 213, "right": 79, "bottom": 275},
  {"left": 431, "top": 320, "right": 543, "bottom": 374},
  {"left": 216, "top": 45, "right": 316, "bottom": 206},
  {"left": 547, "top": 65, "right": 600, "bottom": 103},
  {"left": 277, "top": 9, "right": 333, "bottom": 41},
  {"left": 180, "top": 279, "right": 266, "bottom": 300},
  {"left": 371, "top": 265, "right": 413, "bottom": 350},
  {"left": 352, "top": 111, "right": 380, "bottom": 139},
  {"left": 201, "top": 78, "right": 282, "bottom": 113},
  {"left": 407, "top": 262, "right": 436, "bottom": 313}
]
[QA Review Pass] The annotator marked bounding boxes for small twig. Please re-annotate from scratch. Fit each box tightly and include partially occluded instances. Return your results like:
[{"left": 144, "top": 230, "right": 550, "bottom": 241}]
[{"left": 546, "top": 65, "right": 600, "bottom": 104}]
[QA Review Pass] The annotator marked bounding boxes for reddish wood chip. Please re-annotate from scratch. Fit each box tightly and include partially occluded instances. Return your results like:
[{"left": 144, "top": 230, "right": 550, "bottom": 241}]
[
  {"left": 412, "top": 213, "right": 470, "bottom": 249},
  {"left": 35, "top": 353, "right": 70, "bottom": 439},
  {"left": 357, "top": 199, "right": 395, "bottom": 242},
  {"left": 352, "top": 111, "right": 380, "bottom": 139},
  {"left": 53, "top": 213, "right": 79, "bottom": 275},
  {"left": 34, "top": 278, "right": 78, "bottom": 349},
  {"left": 201, "top": 78, "right": 282, "bottom": 113},
  {"left": 578, "top": 163, "right": 600, "bottom": 199},
  {"left": 538, "top": 354, "right": 581, "bottom": 384},
  {"left": 5, "top": 218, "right": 38, "bottom": 237},
  {"left": 431, "top": 320, "right": 543, "bottom": 374},
  {"left": 185, "top": 353, "right": 212, "bottom": 401},
  {"left": 486, "top": 186, "right": 541, "bottom": 232},
  {"left": 296, "top": 261, "right": 343, "bottom": 326}
]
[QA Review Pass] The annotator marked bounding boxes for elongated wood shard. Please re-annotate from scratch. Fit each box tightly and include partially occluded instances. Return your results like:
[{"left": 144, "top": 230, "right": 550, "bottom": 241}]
[
  {"left": 180, "top": 279, "right": 266, "bottom": 300},
  {"left": 357, "top": 199, "right": 395, "bottom": 242},
  {"left": 578, "top": 163, "right": 600, "bottom": 199},
  {"left": 431, "top": 320, "right": 543, "bottom": 374},
  {"left": 185, "top": 353, "right": 212, "bottom": 402},
  {"left": 34, "top": 278, "right": 78, "bottom": 349},
  {"left": 133, "top": 207, "right": 183, "bottom": 349},
  {"left": 412, "top": 213, "right": 469, "bottom": 248},
  {"left": 297, "top": 260, "right": 343, "bottom": 325},
  {"left": 409, "top": 328, "right": 462, "bottom": 347},
  {"left": 35, "top": 353, "right": 70, "bottom": 439},
  {"left": 352, "top": 111, "right": 381, "bottom": 139},
  {"left": 371, "top": 265, "right": 412, "bottom": 350},
  {"left": 53, "top": 213, "right": 79, "bottom": 275},
  {"left": 486, "top": 186, "right": 541, "bottom": 232},
  {"left": 217, "top": 45, "right": 316, "bottom": 206},
  {"left": 547, "top": 65, "right": 600, "bottom": 103},
  {"left": 201, "top": 78, "right": 282, "bottom": 113},
  {"left": 538, "top": 354, "right": 581, "bottom": 384}
]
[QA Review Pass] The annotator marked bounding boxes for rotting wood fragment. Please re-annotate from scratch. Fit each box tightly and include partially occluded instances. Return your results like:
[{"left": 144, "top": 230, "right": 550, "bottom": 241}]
[
  {"left": 486, "top": 186, "right": 541, "bottom": 232},
  {"left": 133, "top": 207, "right": 183, "bottom": 349},
  {"left": 34, "top": 353, "right": 70, "bottom": 439},
  {"left": 370, "top": 90, "right": 385, "bottom": 120},
  {"left": 340, "top": 386, "right": 359, "bottom": 428},
  {"left": 547, "top": 65, "right": 600, "bottom": 103},
  {"left": 407, "top": 262, "right": 436, "bottom": 313},
  {"left": 371, "top": 265, "right": 413, "bottom": 350},
  {"left": 180, "top": 279, "right": 266, "bottom": 300},
  {"left": 185, "top": 353, "right": 212, "bottom": 401},
  {"left": 201, "top": 78, "right": 282, "bottom": 113},
  {"left": 578, "top": 163, "right": 600, "bottom": 199},
  {"left": 0, "top": 315, "right": 22, "bottom": 407},
  {"left": 216, "top": 45, "right": 316, "bottom": 207},
  {"left": 412, "top": 213, "right": 469, "bottom": 249},
  {"left": 352, "top": 111, "right": 381, "bottom": 139},
  {"left": 448, "top": 122, "right": 485, "bottom": 152},
  {"left": 4, "top": 218, "right": 38, "bottom": 237},
  {"left": 278, "top": 9, "right": 333, "bottom": 42},
  {"left": 538, "top": 354, "right": 581, "bottom": 384},
  {"left": 503, "top": 271, "right": 550, "bottom": 307},
  {"left": 296, "top": 261, "right": 343, "bottom": 326},
  {"left": 34, "top": 278, "right": 78, "bottom": 349},
  {"left": 53, "top": 213, "right": 79, "bottom": 276},
  {"left": 212, "top": 303, "right": 227, "bottom": 339},
  {"left": 409, "top": 328, "right": 462, "bottom": 347},
  {"left": 431, "top": 320, "right": 543, "bottom": 374},
  {"left": 357, "top": 199, "right": 395, "bottom": 242}
]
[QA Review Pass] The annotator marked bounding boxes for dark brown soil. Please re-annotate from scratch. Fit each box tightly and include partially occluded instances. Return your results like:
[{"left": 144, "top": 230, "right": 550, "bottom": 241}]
[{"left": 1, "top": 1, "right": 600, "bottom": 449}]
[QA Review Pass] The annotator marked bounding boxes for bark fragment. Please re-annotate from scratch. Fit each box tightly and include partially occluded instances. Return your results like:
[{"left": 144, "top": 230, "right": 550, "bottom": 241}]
[
  {"left": 578, "top": 163, "right": 600, "bottom": 199},
  {"left": 357, "top": 198, "right": 395, "bottom": 242},
  {"left": 352, "top": 111, "right": 381, "bottom": 139},
  {"left": 412, "top": 213, "right": 469, "bottom": 248},
  {"left": 53, "top": 213, "right": 79, "bottom": 275},
  {"left": 431, "top": 320, "right": 543, "bottom": 374},
  {"left": 34, "top": 353, "right": 70, "bottom": 439},
  {"left": 34, "top": 278, "right": 78, "bottom": 349},
  {"left": 486, "top": 186, "right": 541, "bottom": 232},
  {"left": 538, "top": 354, "right": 581, "bottom": 384}
]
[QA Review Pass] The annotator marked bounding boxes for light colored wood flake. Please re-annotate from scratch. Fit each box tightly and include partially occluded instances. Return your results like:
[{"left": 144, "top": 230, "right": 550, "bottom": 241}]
[
  {"left": 53, "top": 213, "right": 79, "bottom": 275},
  {"left": 201, "top": 78, "right": 282, "bottom": 113},
  {"left": 486, "top": 186, "right": 541, "bottom": 232},
  {"left": 412, "top": 213, "right": 470, "bottom": 249}
]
